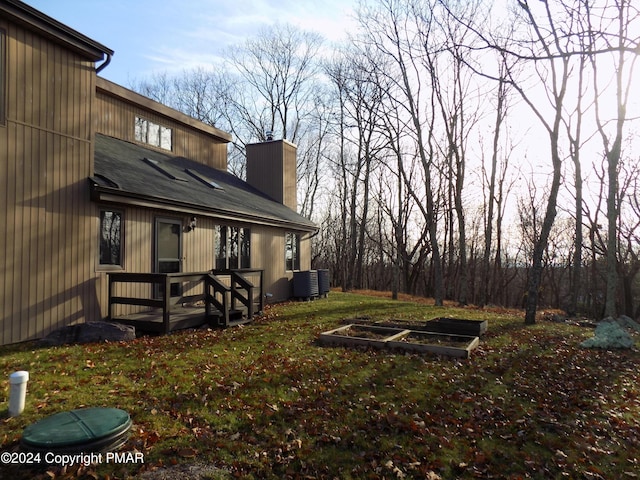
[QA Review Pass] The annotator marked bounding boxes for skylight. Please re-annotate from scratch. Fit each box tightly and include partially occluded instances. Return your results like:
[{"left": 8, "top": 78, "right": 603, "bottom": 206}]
[
  {"left": 142, "top": 157, "right": 188, "bottom": 182},
  {"left": 185, "top": 168, "right": 224, "bottom": 190}
]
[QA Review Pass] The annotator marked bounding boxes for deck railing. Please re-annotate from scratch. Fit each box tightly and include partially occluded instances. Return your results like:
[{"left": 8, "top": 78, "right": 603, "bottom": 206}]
[
  {"left": 107, "top": 269, "right": 263, "bottom": 333},
  {"left": 212, "top": 269, "right": 265, "bottom": 317}
]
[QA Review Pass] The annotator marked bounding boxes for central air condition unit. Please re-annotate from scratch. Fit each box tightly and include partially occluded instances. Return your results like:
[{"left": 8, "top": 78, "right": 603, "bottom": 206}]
[
  {"left": 293, "top": 270, "right": 319, "bottom": 300},
  {"left": 317, "top": 269, "right": 330, "bottom": 297}
]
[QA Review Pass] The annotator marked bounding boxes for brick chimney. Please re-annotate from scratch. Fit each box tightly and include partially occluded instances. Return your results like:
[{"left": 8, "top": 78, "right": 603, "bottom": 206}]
[{"left": 246, "top": 139, "right": 297, "bottom": 211}]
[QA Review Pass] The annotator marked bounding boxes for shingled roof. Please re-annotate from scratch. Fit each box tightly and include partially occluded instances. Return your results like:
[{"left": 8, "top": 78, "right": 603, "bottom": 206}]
[{"left": 89, "top": 134, "right": 317, "bottom": 231}]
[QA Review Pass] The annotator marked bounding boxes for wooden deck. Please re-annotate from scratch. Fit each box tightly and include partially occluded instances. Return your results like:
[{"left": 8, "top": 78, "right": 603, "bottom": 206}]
[
  {"left": 112, "top": 306, "right": 251, "bottom": 334},
  {"left": 106, "top": 270, "right": 263, "bottom": 334}
]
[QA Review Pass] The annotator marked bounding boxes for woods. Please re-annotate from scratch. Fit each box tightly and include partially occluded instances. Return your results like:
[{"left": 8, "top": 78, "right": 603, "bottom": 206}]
[{"left": 132, "top": 0, "right": 640, "bottom": 321}]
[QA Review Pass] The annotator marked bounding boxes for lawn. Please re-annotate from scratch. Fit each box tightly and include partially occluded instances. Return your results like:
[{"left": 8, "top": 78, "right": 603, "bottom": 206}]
[{"left": 1, "top": 291, "right": 639, "bottom": 479}]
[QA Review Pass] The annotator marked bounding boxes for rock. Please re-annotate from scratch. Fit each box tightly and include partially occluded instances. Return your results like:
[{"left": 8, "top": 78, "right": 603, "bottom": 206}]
[
  {"left": 40, "top": 321, "right": 135, "bottom": 346},
  {"left": 579, "top": 320, "right": 635, "bottom": 349},
  {"left": 616, "top": 315, "right": 640, "bottom": 332}
]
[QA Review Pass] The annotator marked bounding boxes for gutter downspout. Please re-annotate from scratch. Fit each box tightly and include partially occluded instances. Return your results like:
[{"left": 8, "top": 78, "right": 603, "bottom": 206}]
[{"left": 96, "top": 51, "right": 112, "bottom": 74}]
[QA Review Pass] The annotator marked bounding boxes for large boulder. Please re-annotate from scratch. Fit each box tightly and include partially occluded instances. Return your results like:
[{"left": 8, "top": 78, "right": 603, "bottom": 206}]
[
  {"left": 40, "top": 321, "right": 135, "bottom": 347},
  {"left": 616, "top": 315, "right": 640, "bottom": 332},
  {"left": 579, "top": 317, "right": 636, "bottom": 349}
]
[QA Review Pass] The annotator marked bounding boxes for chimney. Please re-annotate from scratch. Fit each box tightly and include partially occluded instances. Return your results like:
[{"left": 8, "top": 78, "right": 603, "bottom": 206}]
[{"left": 246, "top": 138, "right": 297, "bottom": 211}]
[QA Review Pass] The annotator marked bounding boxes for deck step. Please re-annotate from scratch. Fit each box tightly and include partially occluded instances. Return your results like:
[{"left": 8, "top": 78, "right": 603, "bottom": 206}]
[
  {"left": 207, "top": 308, "right": 247, "bottom": 327},
  {"left": 228, "top": 317, "right": 253, "bottom": 327},
  {"left": 110, "top": 307, "right": 253, "bottom": 332}
]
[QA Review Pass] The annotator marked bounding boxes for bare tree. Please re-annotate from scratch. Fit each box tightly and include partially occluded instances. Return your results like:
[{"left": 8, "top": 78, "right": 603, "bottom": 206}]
[
  {"left": 564, "top": 49, "right": 589, "bottom": 316},
  {"left": 584, "top": 0, "right": 640, "bottom": 317},
  {"left": 379, "top": 111, "right": 430, "bottom": 298},
  {"left": 356, "top": 0, "right": 445, "bottom": 305},
  {"left": 129, "top": 24, "right": 326, "bottom": 218},
  {"left": 324, "top": 46, "right": 388, "bottom": 290},
  {"left": 448, "top": 0, "right": 591, "bottom": 322},
  {"left": 480, "top": 64, "right": 510, "bottom": 307},
  {"left": 617, "top": 159, "right": 640, "bottom": 316},
  {"left": 425, "top": 0, "right": 485, "bottom": 305},
  {"left": 226, "top": 24, "right": 323, "bottom": 143}
]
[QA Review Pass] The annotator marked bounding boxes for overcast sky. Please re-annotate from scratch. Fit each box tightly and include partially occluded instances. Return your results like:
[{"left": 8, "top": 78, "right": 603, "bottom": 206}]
[{"left": 25, "top": 0, "right": 360, "bottom": 86}]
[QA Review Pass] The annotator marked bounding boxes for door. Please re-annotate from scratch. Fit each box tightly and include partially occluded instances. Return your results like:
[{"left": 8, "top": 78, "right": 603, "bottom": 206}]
[{"left": 155, "top": 218, "right": 182, "bottom": 297}]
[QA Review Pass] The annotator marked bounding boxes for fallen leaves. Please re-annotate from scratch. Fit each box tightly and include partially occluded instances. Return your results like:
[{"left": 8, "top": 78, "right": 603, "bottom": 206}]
[{"left": 1, "top": 294, "right": 639, "bottom": 480}]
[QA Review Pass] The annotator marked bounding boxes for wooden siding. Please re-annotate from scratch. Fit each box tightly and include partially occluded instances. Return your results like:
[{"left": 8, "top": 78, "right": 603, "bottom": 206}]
[
  {"left": 94, "top": 81, "right": 228, "bottom": 170},
  {"left": 95, "top": 211, "right": 312, "bottom": 316},
  {"left": 96, "top": 207, "right": 150, "bottom": 318},
  {"left": 94, "top": 208, "right": 218, "bottom": 318},
  {"left": 250, "top": 226, "right": 311, "bottom": 302},
  {"left": 0, "top": 18, "right": 98, "bottom": 344},
  {"left": 0, "top": 12, "right": 313, "bottom": 345},
  {"left": 246, "top": 140, "right": 297, "bottom": 210}
]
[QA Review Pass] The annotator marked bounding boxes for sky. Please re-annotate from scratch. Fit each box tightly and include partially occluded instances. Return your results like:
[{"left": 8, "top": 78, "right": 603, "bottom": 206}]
[{"left": 24, "top": 0, "right": 360, "bottom": 86}]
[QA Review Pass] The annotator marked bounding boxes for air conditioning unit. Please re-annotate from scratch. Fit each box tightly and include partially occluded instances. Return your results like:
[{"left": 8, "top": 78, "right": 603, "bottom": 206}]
[
  {"left": 317, "top": 269, "right": 330, "bottom": 297},
  {"left": 293, "top": 270, "right": 319, "bottom": 300}
]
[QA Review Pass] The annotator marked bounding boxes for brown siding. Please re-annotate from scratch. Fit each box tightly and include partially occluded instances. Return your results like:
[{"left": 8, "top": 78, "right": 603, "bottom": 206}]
[
  {"left": 94, "top": 84, "right": 228, "bottom": 170},
  {"left": 95, "top": 215, "right": 312, "bottom": 316},
  {"left": 95, "top": 206, "right": 153, "bottom": 318},
  {"left": 252, "top": 225, "right": 287, "bottom": 301},
  {"left": 250, "top": 226, "right": 311, "bottom": 302},
  {"left": 0, "top": 19, "right": 98, "bottom": 344},
  {"left": 283, "top": 142, "right": 297, "bottom": 210},
  {"left": 246, "top": 140, "right": 297, "bottom": 210},
  {"left": 0, "top": 14, "right": 312, "bottom": 345}
]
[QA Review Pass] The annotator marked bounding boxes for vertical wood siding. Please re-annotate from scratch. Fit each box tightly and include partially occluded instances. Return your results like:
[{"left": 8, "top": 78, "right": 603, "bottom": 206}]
[
  {"left": 246, "top": 140, "right": 298, "bottom": 211},
  {"left": 96, "top": 218, "right": 310, "bottom": 317},
  {"left": 95, "top": 207, "right": 154, "bottom": 318},
  {"left": 0, "top": 21, "right": 98, "bottom": 344},
  {"left": 0, "top": 18, "right": 313, "bottom": 345},
  {"left": 94, "top": 91, "right": 228, "bottom": 170}
]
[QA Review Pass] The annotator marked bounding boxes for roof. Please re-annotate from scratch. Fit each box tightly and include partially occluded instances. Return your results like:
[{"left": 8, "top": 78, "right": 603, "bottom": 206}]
[
  {"left": 89, "top": 134, "right": 317, "bottom": 232},
  {"left": 96, "top": 78, "right": 232, "bottom": 143},
  {"left": 0, "top": 0, "right": 113, "bottom": 62}
]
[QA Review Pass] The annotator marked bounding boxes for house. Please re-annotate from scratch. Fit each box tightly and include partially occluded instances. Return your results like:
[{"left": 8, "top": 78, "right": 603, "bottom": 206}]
[{"left": 0, "top": 0, "right": 317, "bottom": 345}]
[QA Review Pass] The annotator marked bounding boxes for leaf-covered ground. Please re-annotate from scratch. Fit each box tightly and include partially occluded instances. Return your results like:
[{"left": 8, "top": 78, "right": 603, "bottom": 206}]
[{"left": 0, "top": 291, "right": 638, "bottom": 479}]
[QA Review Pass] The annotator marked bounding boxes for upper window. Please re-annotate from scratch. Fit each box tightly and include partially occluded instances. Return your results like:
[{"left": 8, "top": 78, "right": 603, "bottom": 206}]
[
  {"left": 135, "top": 116, "right": 172, "bottom": 150},
  {"left": 215, "top": 225, "right": 251, "bottom": 270},
  {"left": 99, "top": 209, "right": 123, "bottom": 268},
  {"left": 0, "top": 29, "right": 5, "bottom": 126},
  {"left": 285, "top": 232, "right": 300, "bottom": 271}
]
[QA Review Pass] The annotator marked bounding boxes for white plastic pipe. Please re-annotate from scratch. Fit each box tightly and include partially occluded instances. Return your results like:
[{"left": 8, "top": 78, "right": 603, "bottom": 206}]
[{"left": 8, "top": 371, "right": 29, "bottom": 417}]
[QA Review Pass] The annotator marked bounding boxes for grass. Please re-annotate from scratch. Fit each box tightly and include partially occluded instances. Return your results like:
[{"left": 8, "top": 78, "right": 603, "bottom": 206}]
[{"left": 0, "top": 291, "right": 639, "bottom": 479}]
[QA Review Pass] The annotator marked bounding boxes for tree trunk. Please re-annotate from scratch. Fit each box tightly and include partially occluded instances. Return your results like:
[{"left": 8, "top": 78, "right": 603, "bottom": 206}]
[
  {"left": 525, "top": 138, "right": 563, "bottom": 325},
  {"left": 604, "top": 145, "right": 619, "bottom": 318}
]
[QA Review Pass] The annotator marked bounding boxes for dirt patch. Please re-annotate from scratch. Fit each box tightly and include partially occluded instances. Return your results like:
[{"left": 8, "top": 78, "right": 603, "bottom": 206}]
[
  {"left": 135, "top": 462, "right": 230, "bottom": 479},
  {"left": 397, "top": 332, "right": 471, "bottom": 347},
  {"left": 339, "top": 325, "right": 402, "bottom": 339}
]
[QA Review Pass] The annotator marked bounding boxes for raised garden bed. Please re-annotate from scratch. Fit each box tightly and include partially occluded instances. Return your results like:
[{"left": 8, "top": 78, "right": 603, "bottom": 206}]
[
  {"left": 319, "top": 324, "right": 407, "bottom": 349},
  {"left": 319, "top": 324, "right": 479, "bottom": 358},
  {"left": 425, "top": 317, "right": 487, "bottom": 336},
  {"left": 387, "top": 331, "right": 479, "bottom": 358},
  {"left": 343, "top": 317, "right": 488, "bottom": 337}
]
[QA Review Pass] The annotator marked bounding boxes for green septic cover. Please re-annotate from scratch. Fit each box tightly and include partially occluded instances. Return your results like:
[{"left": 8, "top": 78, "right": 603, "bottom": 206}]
[{"left": 22, "top": 407, "right": 131, "bottom": 448}]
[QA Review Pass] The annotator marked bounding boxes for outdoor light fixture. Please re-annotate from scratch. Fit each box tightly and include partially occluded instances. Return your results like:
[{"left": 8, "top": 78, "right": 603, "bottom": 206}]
[{"left": 185, "top": 216, "right": 197, "bottom": 232}]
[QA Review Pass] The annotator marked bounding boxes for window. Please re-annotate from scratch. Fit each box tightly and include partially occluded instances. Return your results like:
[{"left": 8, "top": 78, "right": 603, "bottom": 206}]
[
  {"left": 135, "top": 116, "right": 172, "bottom": 150},
  {"left": 215, "top": 225, "right": 228, "bottom": 269},
  {"left": 215, "top": 225, "right": 251, "bottom": 269},
  {"left": 285, "top": 232, "right": 300, "bottom": 271},
  {"left": 240, "top": 228, "right": 251, "bottom": 268},
  {"left": 99, "top": 209, "right": 123, "bottom": 268},
  {"left": 0, "top": 29, "right": 5, "bottom": 126}
]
